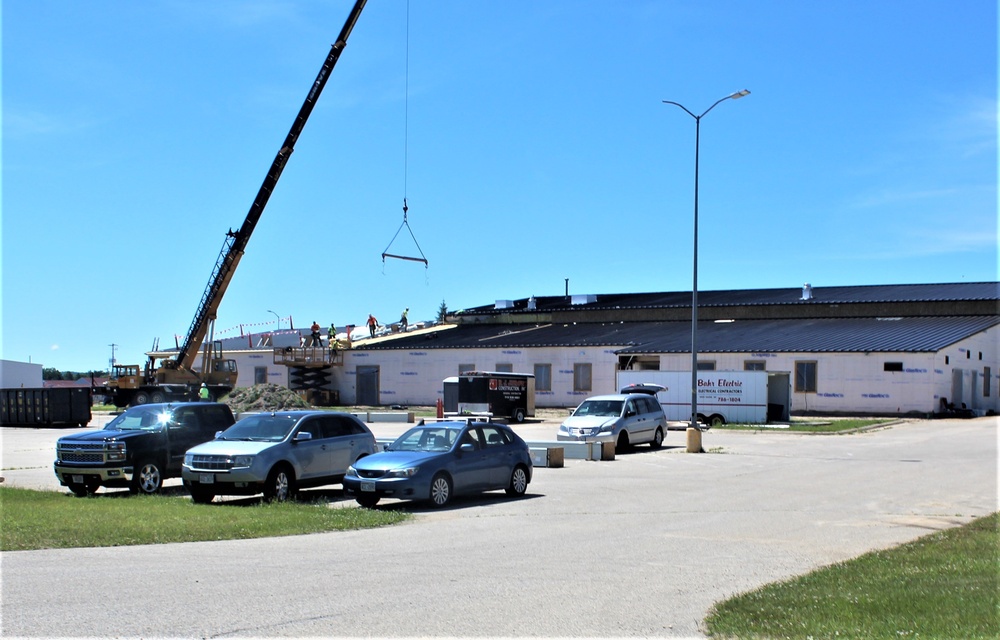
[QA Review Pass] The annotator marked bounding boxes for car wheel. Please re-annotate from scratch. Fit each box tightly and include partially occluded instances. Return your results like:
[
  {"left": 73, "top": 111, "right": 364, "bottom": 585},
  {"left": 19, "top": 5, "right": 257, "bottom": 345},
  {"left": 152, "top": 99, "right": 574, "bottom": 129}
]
[
  {"left": 512, "top": 408, "right": 526, "bottom": 423},
  {"left": 132, "top": 391, "right": 150, "bottom": 406},
  {"left": 356, "top": 495, "right": 380, "bottom": 508},
  {"left": 616, "top": 432, "right": 631, "bottom": 454},
  {"left": 68, "top": 482, "right": 90, "bottom": 498},
  {"left": 263, "top": 465, "right": 295, "bottom": 502},
  {"left": 505, "top": 465, "right": 529, "bottom": 497},
  {"left": 131, "top": 459, "right": 163, "bottom": 494},
  {"left": 650, "top": 427, "right": 664, "bottom": 449},
  {"left": 708, "top": 414, "right": 726, "bottom": 428},
  {"left": 189, "top": 485, "right": 215, "bottom": 504},
  {"left": 150, "top": 391, "right": 166, "bottom": 403},
  {"left": 428, "top": 473, "right": 452, "bottom": 508}
]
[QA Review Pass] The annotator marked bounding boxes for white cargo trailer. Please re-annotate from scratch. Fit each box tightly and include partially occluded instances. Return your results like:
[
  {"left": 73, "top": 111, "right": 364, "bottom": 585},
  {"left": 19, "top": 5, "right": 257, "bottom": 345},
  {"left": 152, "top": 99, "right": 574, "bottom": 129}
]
[{"left": 617, "top": 370, "right": 789, "bottom": 426}]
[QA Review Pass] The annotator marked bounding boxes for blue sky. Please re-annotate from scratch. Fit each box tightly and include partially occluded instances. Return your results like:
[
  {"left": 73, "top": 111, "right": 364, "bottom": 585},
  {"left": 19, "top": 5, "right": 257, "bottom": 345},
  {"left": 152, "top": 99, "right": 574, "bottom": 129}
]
[{"left": 3, "top": 0, "right": 996, "bottom": 373}]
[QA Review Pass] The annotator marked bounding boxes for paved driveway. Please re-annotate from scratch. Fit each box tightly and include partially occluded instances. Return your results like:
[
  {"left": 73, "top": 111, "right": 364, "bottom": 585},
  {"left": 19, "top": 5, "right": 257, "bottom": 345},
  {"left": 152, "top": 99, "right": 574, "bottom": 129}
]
[{"left": 2, "top": 417, "right": 996, "bottom": 638}]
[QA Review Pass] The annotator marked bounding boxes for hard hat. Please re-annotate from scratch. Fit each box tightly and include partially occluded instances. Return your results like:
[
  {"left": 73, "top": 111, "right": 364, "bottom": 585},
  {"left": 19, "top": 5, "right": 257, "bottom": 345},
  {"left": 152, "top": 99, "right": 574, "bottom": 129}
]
[{"left": 201, "top": 383, "right": 207, "bottom": 387}]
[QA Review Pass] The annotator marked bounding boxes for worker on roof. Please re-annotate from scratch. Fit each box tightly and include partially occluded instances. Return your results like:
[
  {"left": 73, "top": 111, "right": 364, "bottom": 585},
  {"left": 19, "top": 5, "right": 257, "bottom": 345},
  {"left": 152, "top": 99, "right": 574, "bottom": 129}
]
[
  {"left": 310, "top": 321, "right": 322, "bottom": 347},
  {"left": 367, "top": 314, "right": 378, "bottom": 339},
  {"left": 399, "top": 308, "right": 409, "bottom": 332}
]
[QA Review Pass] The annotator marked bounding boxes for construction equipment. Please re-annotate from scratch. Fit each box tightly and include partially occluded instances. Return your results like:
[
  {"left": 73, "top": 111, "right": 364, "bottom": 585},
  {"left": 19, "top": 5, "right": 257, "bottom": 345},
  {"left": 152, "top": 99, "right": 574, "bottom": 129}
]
[{"left": 101, "top": 0, "right": 368, "bottom": 407}]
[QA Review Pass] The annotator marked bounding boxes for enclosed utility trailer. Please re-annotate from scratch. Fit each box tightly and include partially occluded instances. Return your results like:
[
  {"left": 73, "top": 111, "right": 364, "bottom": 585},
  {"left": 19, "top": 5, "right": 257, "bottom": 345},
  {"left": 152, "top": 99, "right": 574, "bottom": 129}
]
[
  {"left": 618, "top": 370, "right": 789, "bottom": 426},
  {"left": 445, "top": 371, "right": 536, "bottom": 423}
]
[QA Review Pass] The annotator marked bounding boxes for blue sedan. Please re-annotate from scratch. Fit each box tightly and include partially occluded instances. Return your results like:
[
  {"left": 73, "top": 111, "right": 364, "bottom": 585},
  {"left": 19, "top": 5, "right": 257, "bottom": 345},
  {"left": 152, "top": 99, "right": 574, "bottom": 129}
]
[{"left": 343, "top": 420, "right": 533, "bottom": 508}]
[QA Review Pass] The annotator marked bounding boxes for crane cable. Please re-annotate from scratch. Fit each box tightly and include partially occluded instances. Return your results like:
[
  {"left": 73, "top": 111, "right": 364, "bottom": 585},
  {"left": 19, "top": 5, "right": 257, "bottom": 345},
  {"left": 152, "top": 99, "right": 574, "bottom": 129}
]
[{"left": 381, "top": 0, "right": 428, "bottom": 268}]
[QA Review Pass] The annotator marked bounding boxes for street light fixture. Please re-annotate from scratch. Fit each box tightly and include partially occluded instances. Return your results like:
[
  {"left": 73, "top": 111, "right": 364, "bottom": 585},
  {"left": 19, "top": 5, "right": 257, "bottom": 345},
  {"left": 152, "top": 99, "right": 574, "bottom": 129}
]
[
  {"left": 662, "top": 89, "right": 750, "bottom": 431},
  {"left": 267, "top": 309, "right": 280, "bottom": 331}
]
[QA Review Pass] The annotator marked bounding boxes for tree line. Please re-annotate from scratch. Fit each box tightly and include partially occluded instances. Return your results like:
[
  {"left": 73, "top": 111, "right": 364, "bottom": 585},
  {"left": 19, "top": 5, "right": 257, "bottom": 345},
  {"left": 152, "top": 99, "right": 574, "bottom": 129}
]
[{"left": 42, "top": 368, "right": 107, "bottom": 381}]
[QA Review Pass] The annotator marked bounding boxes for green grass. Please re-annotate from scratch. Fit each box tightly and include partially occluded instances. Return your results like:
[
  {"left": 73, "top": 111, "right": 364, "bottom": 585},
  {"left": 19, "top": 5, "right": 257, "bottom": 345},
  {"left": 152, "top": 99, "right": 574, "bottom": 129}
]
[
  {"left": 0, "top": 486, "right": 410, "bottom": 551},
  {"left": 705, "top": 512, "right": 1000, "bottom": 639},
  {"left": 716, "top": 418, "right": 894, "bottom": 433}
]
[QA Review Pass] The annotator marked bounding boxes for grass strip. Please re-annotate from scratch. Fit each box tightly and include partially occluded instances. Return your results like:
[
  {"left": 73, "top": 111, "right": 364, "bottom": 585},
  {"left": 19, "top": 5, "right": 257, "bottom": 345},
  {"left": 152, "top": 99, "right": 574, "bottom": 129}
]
[
  {"left": 705, "top": 512, "right": 999, "bottom": 639},
  {"left": 0, "top": 486, "right": 409, "bottom": 551},
  {"left": 716, "top": 418, "right": 894, "bottom": 433}
]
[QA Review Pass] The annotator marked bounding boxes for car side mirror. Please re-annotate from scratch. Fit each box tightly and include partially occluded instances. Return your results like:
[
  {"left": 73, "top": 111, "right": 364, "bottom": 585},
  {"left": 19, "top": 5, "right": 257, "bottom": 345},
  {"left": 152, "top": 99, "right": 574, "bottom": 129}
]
[
  {"left": 460, "top": 443, "right": 475, "bottom": 453},
  {"left": 214, "top": 431, "right": 224, "bottom": 439},
  {"left": 294, "top": 431, "right": 313, "bottom": 442}
]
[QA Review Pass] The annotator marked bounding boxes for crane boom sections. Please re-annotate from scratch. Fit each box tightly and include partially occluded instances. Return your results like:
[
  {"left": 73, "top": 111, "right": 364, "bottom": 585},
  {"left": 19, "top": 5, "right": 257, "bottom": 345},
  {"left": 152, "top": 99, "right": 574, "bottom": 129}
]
[{"left": 175, "top": 0, "right": 367, "bottom": 372}]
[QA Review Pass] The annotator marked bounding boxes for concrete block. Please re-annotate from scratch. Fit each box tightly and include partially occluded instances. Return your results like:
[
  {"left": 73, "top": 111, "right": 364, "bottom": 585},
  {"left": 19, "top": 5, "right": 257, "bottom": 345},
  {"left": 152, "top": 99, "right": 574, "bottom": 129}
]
[
  {"left": 592, "top": 440, "right": 615, "bottom": 461},
  {"left": 686, "top": 427, "right": 703, "bottom": 453},
  {"left": 530, "top": 447, "right": 564, "bottom": 468}
]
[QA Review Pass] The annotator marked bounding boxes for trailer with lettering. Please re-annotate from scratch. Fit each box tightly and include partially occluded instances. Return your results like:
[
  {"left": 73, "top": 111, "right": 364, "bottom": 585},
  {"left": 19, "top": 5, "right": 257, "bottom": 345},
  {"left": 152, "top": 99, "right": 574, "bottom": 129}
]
[
  {"left": 617, "top": 370, "right": 789, "bottom": 426},
  {"left": 444, "top": 371, "right": 536, "bottom": 423}
]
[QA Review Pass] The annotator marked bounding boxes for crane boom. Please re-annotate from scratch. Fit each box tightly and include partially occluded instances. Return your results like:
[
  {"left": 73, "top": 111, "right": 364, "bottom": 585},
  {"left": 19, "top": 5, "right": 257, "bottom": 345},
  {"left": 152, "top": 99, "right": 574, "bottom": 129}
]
[{"left": 175, "top": 0, "right": 367, "bottom": 371}]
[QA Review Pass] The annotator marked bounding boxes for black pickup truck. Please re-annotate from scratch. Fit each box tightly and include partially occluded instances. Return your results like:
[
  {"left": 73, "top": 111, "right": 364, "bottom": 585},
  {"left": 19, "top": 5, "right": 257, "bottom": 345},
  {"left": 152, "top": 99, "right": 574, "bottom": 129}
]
[{"left": 53, "top": 402, "right": 235, "bottom": 496}]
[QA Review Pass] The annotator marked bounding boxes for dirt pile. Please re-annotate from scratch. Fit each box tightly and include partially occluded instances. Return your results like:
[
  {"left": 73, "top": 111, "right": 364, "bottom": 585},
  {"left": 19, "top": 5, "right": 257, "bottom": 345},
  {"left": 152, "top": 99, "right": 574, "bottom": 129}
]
[{"left": 223, "top": 384, "right": 311, "bottom": 413}]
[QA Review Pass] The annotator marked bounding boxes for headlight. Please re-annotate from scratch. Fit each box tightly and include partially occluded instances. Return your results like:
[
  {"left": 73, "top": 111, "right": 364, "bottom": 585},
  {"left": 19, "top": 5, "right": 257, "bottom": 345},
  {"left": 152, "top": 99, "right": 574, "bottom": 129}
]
[
  {"left": 557, "top": 425, "right": 568, "bottom": 433},
  {"left": 231, "top": 455, "right": 254, "bottom": 468},
  {"left": 388, "top": 467, "right": 419, "bottom": 478},
  {"left": 598, "top": 421, "right": 618, "bottom": 433},
  {"left": 345, "top": 465, "right": 358, "bottom": 477},
  {"left": 108, "top": 442, "right": 126, "bottom": 462},
  {"left": 184, "top": 453, "right": 194, "bottom": 466}
]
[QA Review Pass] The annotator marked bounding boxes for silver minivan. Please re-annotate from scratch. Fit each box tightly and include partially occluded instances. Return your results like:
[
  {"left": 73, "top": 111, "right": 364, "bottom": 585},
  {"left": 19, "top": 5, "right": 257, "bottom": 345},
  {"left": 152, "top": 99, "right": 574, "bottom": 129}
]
[
  {"left": 182, "top": 411, "right": 376, "bottom": 502},
  {"left": 557, "top": 394, "right": 667, "bottom": 452}
]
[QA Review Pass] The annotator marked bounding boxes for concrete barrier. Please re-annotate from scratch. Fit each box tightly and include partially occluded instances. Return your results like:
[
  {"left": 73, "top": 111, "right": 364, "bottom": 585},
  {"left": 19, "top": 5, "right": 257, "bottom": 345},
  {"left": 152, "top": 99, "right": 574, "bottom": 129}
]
[
  {"left": 368, "top": 412, "right": 415, "bottom": 423},
  {"left": 530, "top": 447, "right": 564, "bottom": 468}
]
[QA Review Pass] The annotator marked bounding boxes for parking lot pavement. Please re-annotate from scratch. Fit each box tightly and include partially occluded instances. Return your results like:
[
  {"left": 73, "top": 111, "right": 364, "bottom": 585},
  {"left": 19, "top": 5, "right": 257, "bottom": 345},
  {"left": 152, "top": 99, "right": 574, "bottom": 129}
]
[{"left": 2, "top": 416, "right": 996, "bottom": 638}]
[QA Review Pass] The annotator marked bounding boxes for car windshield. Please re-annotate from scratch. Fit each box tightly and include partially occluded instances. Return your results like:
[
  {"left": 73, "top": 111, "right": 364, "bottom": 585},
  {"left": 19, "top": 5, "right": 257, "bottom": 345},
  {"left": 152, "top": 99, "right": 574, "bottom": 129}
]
[
  {"left": 388, "top": 426, "right": 461, "bottom": 452},
  {"left": 104, "top": 406, "right": 171, "bottom": 431},
  {"left": 218, "top": 415, "right": 297, "bottom": 442},
  {"left": 573, "top": 400, "right": 624, "bottom": 417}
]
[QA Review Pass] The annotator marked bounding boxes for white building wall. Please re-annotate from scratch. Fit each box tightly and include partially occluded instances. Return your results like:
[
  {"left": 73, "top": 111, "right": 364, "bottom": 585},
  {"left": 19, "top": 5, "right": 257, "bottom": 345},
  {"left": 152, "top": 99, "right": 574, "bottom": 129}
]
[
  {"left": 220, "top": 324, "right": 999, "bottom": 416},
  {"left": 655, "top": 324, "right": 999, "bottom": 415},
  {"left": 0, "top": 360, "right": 44, "bottom": 388},
  {"left": 333, "top": 346, "right": 623, "bottom": 407}
]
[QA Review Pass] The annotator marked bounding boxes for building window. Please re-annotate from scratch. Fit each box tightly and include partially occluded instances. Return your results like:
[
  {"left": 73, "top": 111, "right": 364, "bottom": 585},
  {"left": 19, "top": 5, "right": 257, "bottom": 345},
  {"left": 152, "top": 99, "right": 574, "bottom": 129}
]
[
  {"left": 985, "top": 367, "right": 992, "bottom": 397},
  {"left": 573, "top": 363, "right": 592, "bottom": 392},
  {"left": 697, "top": 361, "right": 716, "bottom": 371},
  {"left": 945, "top": 356, "right": 950, "bottom": 365},
  {"left": 884, "top": 362, "right": 903, "bottom": 372},
  {"left": 254, "top": 367, "right": 268, "bottom": 384},
  {"left": 534, "top": 364, "right": 552, "bottom": 392},
  {"left": 495, "top": 363, "right": 513, "bottom": 373},
  {"left": 744, "top": 361, "right": 766, "bottom": 371},
  {"left": 795, "top": 361, "right": 817, "bottom": 393},
  {"left": 459, "top": 364, "right": 475, "bottom": 374}
]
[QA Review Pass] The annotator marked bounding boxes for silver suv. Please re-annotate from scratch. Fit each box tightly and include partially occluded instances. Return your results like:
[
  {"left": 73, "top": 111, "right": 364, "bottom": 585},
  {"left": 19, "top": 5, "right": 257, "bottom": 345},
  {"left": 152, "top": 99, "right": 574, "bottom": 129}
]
[
  {"left": 181, "top": 411, "right": 376, "bottom": 502},
  {"left": 557, "top": 393, "right": 667, "bottom": 453}
]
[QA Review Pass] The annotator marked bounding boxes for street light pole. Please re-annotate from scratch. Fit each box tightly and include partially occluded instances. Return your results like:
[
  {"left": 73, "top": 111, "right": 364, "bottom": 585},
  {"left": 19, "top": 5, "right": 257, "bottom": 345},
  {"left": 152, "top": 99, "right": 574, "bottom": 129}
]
[
  {"left": 662, "top": 89, "right": 749, "bottom": 431},
  {"left": 267, "top": 309, "right": 280, "bottom": 331}
]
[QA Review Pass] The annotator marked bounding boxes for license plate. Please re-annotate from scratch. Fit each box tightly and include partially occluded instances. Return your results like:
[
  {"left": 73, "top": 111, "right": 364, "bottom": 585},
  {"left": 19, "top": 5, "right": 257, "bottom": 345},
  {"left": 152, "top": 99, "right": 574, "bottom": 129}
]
[
  {"left": 199, "top": 474, "right": 215, "bottom": 484},
  {"left": 360, "top": 482, "right": 375, "bottom": 492},
  {"left": 72, "top": 475, "right": 84, "bottom": 483}
]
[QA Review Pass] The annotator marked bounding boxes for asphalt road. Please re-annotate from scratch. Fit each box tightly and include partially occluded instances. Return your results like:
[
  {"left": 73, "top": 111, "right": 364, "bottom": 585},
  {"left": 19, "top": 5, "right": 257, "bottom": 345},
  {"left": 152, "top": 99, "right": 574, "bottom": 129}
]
[{"left": 1, "top": 416, "right": 997, "bottom": 638}]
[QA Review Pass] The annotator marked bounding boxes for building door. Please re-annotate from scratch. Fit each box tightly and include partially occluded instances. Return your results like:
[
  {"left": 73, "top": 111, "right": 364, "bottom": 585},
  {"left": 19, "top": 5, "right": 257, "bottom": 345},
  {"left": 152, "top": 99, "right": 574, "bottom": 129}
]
[
  {"left": 357, "top": 365, "right": 380, "bottom": 406},
  {"left": 951, "top": 368, "right": 965, "bottom": 408},
  {"left": 767, "top": 372, "right": 791, "bottom": 421}
]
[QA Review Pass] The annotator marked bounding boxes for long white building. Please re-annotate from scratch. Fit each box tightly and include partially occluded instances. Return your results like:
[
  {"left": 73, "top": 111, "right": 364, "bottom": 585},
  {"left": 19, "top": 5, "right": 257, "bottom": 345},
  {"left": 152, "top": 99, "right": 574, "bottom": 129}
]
[{"left": 209, "top": 282, "right": 998, "bottom": 417}]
